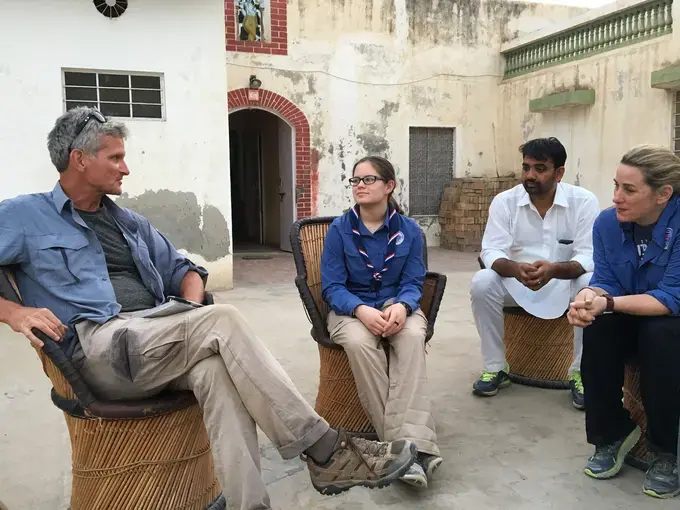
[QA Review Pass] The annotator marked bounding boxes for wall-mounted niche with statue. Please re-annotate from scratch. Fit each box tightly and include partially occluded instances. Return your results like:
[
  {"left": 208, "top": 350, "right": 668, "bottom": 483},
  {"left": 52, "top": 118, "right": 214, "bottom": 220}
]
[{"left": 236, "top": 0, "right": 269, "bottom": 42}]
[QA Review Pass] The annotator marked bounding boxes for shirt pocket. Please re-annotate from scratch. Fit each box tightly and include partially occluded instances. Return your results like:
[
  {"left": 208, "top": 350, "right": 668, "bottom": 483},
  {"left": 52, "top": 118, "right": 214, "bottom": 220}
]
[
  {"left": 29, "top": 234, "right": 91, "bottom": 287},
  {"left": 343, "top": 244, "right": 369, "bottom": 280},
  {"left": 555, "top": 231, "right": 575, "bottom": 262},
  {"left": 646, "top": 250, "right": 671, "bottom": 285}
]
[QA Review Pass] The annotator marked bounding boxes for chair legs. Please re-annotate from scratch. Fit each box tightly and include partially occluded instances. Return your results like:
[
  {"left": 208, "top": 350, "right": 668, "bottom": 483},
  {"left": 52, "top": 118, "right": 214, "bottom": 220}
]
[{"left": 314, "top": 344, "right": 376, "bottom": 436}]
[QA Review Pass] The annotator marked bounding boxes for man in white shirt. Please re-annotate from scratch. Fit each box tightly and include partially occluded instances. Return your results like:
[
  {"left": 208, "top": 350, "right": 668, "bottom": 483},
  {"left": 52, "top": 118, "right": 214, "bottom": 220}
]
[{"left": 470, "top": 137, "right": 600, "bottom": 410}]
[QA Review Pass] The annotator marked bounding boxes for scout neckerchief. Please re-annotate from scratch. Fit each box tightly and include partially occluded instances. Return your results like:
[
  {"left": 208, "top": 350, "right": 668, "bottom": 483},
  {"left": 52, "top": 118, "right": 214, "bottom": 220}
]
[{"left": 349, "top": 204, "right": 400, "bottom": 292}]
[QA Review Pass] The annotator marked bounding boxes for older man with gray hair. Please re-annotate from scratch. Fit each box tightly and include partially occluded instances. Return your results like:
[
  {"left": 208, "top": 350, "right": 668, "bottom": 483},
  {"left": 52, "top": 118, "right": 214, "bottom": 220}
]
[{"left": 0, "top": 107, "right": 417, "bottom": 510}]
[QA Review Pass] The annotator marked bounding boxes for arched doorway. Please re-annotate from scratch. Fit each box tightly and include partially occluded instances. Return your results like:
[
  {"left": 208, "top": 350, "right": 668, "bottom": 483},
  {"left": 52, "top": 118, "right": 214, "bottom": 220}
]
[
  {"left": 229, "top": 109, "right": 294, "bottom": 252},
  {"left": 228, "top": 89, "right": 314, "bottom": 253}
]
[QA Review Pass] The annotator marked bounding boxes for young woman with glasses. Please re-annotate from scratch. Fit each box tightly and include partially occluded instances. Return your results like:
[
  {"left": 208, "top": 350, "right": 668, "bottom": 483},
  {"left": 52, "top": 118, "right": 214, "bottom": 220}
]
[{"left": 320, "top": 156, "right": 441, "bottom": 489}]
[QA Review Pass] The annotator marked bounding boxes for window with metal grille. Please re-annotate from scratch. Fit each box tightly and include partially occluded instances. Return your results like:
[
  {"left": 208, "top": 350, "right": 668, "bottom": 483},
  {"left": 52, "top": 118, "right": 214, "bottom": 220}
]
[
  {"left": 408, "top": 127, "right": 455, "bottom": 216},
  {"left": 63, "top": 70, "right": 164, "bottom": 119},
  {"left": 674, "top": 91, "right": 680, "bottom": 156}
]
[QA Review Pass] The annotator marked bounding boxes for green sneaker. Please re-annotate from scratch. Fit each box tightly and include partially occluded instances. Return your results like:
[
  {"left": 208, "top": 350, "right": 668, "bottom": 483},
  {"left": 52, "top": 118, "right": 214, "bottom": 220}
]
[
  {"left": 472, "top": 365, "right": 511, "bottom": 396},
  {"left": 569, "top": 371, "right": 585, "bottom": 410}
]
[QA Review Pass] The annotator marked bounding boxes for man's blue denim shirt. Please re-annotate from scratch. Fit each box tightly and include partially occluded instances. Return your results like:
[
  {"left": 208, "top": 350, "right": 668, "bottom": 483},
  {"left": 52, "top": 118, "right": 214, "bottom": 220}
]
[
  {"left": 590, "top": 195, "right": 680, "bottom": 315},
  {"left": 0, "top": 183, "right": 207, "bottom": 356},
  {"left": 321, "top": 209, "right": 426, "bottom": 316}
]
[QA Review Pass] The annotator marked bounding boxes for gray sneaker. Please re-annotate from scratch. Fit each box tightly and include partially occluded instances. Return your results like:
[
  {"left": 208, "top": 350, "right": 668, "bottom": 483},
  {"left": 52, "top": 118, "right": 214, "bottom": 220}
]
[
  {"left": 643, "top": 454, "right": 679, "bottom": 499},
  {"left": 584, "top": 426, "right": 641, "bottom": 479}
]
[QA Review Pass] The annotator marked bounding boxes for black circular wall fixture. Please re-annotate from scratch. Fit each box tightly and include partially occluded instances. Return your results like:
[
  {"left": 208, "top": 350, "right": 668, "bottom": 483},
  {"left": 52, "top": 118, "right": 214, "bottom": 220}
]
[{"left": 93, "top": 0, "right": 128, "bottom": 19}]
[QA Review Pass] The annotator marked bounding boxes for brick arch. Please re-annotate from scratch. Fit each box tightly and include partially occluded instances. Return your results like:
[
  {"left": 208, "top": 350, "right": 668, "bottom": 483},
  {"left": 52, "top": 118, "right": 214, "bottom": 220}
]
[{"left": 228, "top": 88, "right": 316, "bottom": 218}]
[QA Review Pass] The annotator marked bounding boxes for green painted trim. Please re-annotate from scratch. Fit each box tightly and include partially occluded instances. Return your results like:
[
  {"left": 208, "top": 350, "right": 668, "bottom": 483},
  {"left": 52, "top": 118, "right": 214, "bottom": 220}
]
[
  {"left": 529, "top": 90, "right": 596, "bottom": 113},
  {"left": 651, "top": 64, "right": 680, "bottom": 90}
]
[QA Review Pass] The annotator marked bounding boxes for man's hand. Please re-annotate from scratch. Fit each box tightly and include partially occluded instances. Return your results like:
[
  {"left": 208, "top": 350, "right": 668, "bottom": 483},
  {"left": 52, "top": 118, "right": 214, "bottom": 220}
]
[
  {"left": 354, "top": 305, "right": 388, "bottom": 336},
  {"left": 567, "top": 288, "right": 606, "bottom": 327},
  {"left": 7, "top": 306, "right": 66, "bottom": 348},
  {"left": 381, "top": 303, "right": 407, "bottom": 338},
  {"left": 514, "top": 263, "right": 539, "bottom": 288},
  {"left": 525, "top": 260, "right": 556, "bottom": 290}
]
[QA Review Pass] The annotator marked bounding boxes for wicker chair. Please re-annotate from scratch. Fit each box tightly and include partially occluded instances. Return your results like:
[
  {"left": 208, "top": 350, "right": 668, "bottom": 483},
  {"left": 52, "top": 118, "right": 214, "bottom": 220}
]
[
  {"left": 290, "top": 216, "right": 447, "bottom": 436},
  {"left": 623, "top": 362, "right": 680, "bottom": 478},
  {"left": 0, "top": 266, "right": 226, "bottom": 510},
  {"left": 476, "top": 258, "right": 572, "bottom": 389},
  {"left": 622, "top": 362, "right": 654, "bottom": 469}
]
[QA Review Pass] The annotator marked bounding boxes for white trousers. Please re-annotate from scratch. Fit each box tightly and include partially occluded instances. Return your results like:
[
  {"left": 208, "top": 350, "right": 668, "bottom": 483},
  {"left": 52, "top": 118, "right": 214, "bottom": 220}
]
[{"left": 470, "top": 269, "right": 593, "bottom": 375}]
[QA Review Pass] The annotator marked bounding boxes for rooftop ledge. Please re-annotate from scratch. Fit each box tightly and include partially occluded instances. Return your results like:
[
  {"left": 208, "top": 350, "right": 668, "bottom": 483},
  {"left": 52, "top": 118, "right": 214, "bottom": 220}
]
[
  {"left": 501, "top": 0, "right": 673, "bottom": 79},
  {"left": 502, "top": 0, "right": 662, "bottom": 53}
]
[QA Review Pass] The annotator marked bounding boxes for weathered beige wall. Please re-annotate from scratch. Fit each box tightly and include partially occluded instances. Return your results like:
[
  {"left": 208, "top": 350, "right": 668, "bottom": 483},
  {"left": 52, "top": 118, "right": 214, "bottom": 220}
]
[
  {"left": 497, "top": 0, "right": 680, "bottom": 209},
  {"left": 227, "top": 0, "right": 585, "bottom": 245}
]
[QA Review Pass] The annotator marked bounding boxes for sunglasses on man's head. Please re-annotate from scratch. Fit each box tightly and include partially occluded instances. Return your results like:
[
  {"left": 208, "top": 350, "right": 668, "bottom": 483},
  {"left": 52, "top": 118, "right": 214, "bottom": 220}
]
[
  {"left": 68, "top": 109, "right": 107, "bottom": 154},
  {"left": 348, "top": 176, "right": 386, "bottom": 186}
]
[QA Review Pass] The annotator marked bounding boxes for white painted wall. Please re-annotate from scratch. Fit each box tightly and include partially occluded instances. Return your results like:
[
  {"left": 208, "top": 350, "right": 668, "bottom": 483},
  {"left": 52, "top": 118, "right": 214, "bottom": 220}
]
[
  {"left": 227, "top": 0, "right": 587, "bottom": 245},
  {"left": 497, "top": 0, "right": 680, "bottom": 210},
  {"left": 0, "top": 0, "right": 232, "bottom": 288}
]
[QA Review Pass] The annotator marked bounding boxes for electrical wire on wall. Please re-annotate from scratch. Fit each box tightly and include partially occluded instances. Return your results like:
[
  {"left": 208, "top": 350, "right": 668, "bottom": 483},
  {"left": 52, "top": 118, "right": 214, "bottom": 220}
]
[{"left": 227, "top": 61, "right": 503, "bottom": 87}]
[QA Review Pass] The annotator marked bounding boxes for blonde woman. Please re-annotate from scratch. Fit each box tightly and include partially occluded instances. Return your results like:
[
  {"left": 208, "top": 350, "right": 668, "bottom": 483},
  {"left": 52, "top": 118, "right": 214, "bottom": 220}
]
[{"left": 569, "top": 145, "right": 680, "bottom": 499}]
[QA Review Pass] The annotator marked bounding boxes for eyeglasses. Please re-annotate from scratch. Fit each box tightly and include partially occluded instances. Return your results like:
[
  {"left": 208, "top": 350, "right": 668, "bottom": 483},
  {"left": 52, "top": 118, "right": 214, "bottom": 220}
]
[
  {"left": 68, "top": 108, "right": 107, "bottom": 154},
  {"left": 348, "top": 176, "right": 386, "bottom": 186}
]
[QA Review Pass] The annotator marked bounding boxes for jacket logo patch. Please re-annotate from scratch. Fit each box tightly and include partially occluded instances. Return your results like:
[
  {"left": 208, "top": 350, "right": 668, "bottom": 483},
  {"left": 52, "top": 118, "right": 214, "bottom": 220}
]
[{"left": 664, "top": 227, "right": 673, "bottom": 251}]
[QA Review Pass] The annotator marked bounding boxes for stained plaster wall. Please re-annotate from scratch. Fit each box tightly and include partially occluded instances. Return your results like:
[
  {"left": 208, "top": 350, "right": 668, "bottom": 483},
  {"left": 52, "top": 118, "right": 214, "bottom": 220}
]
[
  {"left": 0, "top": 0, "right": 233, "bottom": 289},
  {"left": 497, "top": 0, "right": 680, "bottom": 210},
  {"left": 227, "top": 0, "right": 586, "bottom": 245}
]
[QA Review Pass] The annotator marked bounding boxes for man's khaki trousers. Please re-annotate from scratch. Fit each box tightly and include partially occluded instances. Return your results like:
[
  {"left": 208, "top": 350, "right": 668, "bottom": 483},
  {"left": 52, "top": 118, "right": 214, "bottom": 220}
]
[
  {"left": 327, "top": 306, "right": 439, "bottom": 456},
  {"left": 73, "top": 304, "right": 330, "bottom": 510}
]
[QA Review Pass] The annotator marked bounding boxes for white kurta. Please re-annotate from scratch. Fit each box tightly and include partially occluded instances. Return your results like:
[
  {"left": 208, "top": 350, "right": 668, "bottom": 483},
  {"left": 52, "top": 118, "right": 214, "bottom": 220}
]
[
  {"left": 480, "top": 182, "right": 600, "bottom": 319},
  {"left": 471, "top": 182, "right": 601, "bottom": 373}
]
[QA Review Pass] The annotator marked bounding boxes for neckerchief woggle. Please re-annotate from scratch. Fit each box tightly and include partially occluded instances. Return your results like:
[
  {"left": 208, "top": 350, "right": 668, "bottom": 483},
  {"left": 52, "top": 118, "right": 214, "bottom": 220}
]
[{"left": 349, "top": 204, "right": 400, "bottom": 292}]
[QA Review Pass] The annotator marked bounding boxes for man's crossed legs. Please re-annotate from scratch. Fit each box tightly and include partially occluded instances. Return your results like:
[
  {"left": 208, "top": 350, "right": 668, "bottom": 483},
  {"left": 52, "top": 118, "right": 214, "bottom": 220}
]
[{"left": 72, "top": 304, "right": 417, "bottom": 510}]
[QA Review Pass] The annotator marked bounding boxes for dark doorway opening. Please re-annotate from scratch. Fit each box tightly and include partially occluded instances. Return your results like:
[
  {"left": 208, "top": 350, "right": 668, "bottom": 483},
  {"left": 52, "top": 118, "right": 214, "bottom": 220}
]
[{"left": 229, "top": 109, "right": 294, "bottom": 253}]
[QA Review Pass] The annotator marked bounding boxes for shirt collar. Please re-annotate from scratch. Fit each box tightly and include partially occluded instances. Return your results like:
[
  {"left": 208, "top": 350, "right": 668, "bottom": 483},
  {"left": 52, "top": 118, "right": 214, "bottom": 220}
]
[
  {"left": 50, "top": 181, "right": 137, "bottom": 231},
  {"left": 51, "top": 182, "right": 71, "bottom": 213},
  {"left": 517, "top": 183, "right": 569, "bottom": 208},
  {"left": 648, "top": 196, "right": 678, "bottom": 245},
  {"left": 619, "top": 196, "right": 680, "bottom": 241},
  {"left": 343, "top": 207, "right": 392, "bottom": 235}
]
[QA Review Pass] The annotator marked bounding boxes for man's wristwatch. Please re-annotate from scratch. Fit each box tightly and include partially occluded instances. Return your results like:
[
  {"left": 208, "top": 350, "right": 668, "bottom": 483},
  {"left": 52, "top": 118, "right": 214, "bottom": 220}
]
[{"left": 398, "top": 302, "right": 413, "bottom": 316}]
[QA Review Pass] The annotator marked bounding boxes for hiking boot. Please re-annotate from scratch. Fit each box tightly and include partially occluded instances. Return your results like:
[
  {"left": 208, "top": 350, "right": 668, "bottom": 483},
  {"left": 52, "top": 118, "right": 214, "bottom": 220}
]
[
  {"left": 306, "top": 429, "right": 417, "bottom": 496},
  {"left": 643, "top": 454, "right": 679, "bottom": 499},
  {"left": 399, "top": 461, "right": 428, "bottom": 488},
  {"left": 418, "top": 452, "right": 443, "bottom": 480},
  {"left": 569, "top": 371, "right": 585, "bottom": 410},
  {"left": 472, "top": 366, "right": 511, "bottom": 396},
  {"left": 584, "top": 426, "right": 641, "bottom": 479}
]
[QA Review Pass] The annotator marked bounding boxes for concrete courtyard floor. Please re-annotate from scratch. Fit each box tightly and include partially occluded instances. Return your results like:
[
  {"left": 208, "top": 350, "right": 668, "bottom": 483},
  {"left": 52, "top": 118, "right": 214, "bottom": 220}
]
[{"left": 1, "top": 249, "right": 676, "bottom": 509}]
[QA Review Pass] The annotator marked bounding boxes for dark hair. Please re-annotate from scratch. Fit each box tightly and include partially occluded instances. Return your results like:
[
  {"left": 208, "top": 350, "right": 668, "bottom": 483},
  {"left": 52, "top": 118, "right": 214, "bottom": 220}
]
[
  {"left": 352, "top": 155, "right": 403, "bottom": 213},
  {"left": 519, "top": 137, "right": 567, "bottom": 169}
]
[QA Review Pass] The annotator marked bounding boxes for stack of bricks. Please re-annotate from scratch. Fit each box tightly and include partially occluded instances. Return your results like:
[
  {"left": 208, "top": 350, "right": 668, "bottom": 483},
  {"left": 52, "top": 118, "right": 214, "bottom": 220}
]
[{"left": 439, "top": 177, "right": 519, "bottom": 252}]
